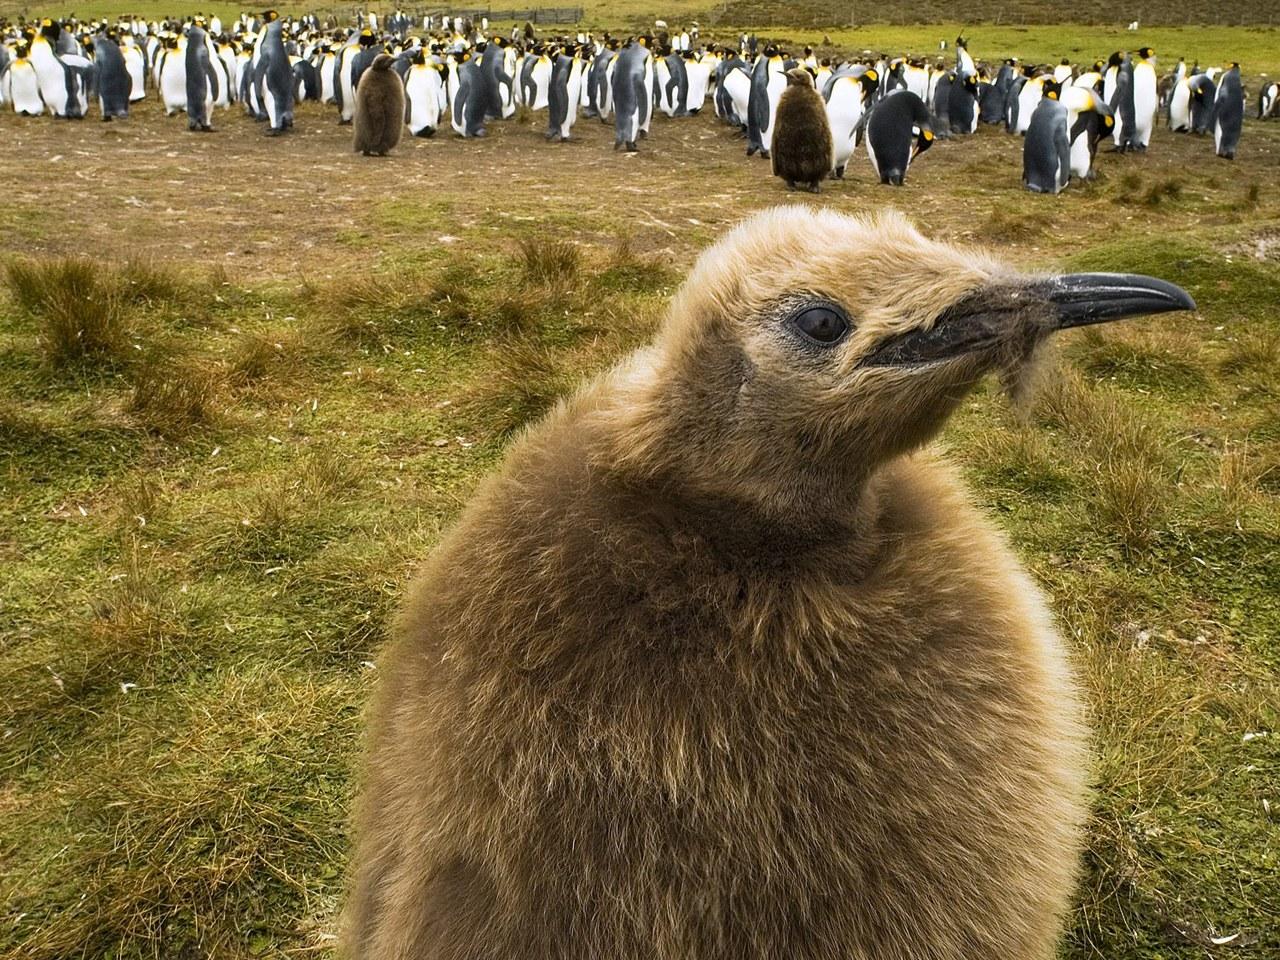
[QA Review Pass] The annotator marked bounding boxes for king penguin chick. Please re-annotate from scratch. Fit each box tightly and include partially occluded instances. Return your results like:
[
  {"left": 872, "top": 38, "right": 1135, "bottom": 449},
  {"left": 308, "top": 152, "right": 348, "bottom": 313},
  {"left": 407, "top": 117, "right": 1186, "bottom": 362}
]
[
  {"left": 344, "top": 207, "right": 1196, "bottom": 960},
  {"left": 353, "top": 53, "right": 406, "bottom": 156},
  {"left": 771, "top": 67, "right": 834, "bottom": 192}
]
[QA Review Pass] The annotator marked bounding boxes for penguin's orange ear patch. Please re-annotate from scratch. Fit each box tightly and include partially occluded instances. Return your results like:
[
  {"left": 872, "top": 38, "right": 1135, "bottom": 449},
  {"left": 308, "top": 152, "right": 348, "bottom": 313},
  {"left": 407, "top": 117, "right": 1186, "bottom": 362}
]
[
  {"left": 866, "top": 69, "right": 878, "bottom": 81},
  {"left": 923, "top": 129, "right": 935, "bottom": 140}
]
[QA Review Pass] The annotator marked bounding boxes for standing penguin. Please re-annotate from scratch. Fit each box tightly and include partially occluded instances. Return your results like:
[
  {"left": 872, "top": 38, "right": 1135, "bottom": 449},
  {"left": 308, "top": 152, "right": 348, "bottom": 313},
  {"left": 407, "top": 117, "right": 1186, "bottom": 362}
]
[
  {"left": 353, "top": 52, "right": 405, "bottom": 156},
  {"left": 256, "top": 19, "right": 294, "bottom": 135},
  {"left": 1110, "top": 55, "right": 1137, "bottom": 151},
  {"left": 184, "top": 23, "right": 218, "bottom": 131},
  {"left": 745, "top": 45, "right": 785, "bottom": 157},
  {"left": 92, "top": 31, "right": 132, "bottom": 120},
  {"left": 4, "top": 42, "right": 45, "bottom": 115},
  {"left": 1023, "top": 80, "right": 1071, "bottom": 194},
  {"left": 865, "top": 89, "right": 934, "bottom": 186},
  {"left": 545, "top": 47, "right": 584, "bottom": 142},
  {"left": 823, "top": 67, "right": 877, "bottom": 179},
  {"left": 344, "top": 204, "right": 1195, "bottom": 960},
  {"left": 611, "top": 39, "right": 652, "bottom": 152},
  {"left": 1169, "top": 73, "right": 1216, "bottom": 134},
  {"left": 583, "top": 39, "right": 615, "bottom": 119},
  {"left": 1213, "top": 64, "right": 1244, "bottom": 160},
  {"left": 449, "top": 53, "right": 489, "bottom": 137},
  {"left": 930, "top": 69, "right": 954, "bottom": 136},
  {"left": 1130, "top": 47, "right": 1158, "bottom": 149},
  {"left": 1259, "top": 81, "right": 1280, "bottom": 120},
  {"left": 405, "top": 49, "right": 445, "bottom": 137},
  {"left": 947, "top": 71, "right": 979, "bottom": 135},
  {"left": 1061, "top": 85, "right": 1114, "bottom": 181},
  {"left": 119, "top": 32, "right": 147, "bottom": 102},
  {"left": 656, "top": 50, "right": 689, "bottom": 117},
  {"left": 771, "top": 67, "right": 833, "bottom": 193},
  {"left": 979, "top": 64, "right": 1011, "bottom": 124},
  {"left": 714, "top": 55, "right": 751, "bottom": 128},
  {"left": 157, "top": 35, "right": 188, "bottom": 115},
  {"left": 479, "top": 37, "right": 515, "bottom": 120},
  {"left": 29, "top": 20, "right": 90, "bottom": 118}
]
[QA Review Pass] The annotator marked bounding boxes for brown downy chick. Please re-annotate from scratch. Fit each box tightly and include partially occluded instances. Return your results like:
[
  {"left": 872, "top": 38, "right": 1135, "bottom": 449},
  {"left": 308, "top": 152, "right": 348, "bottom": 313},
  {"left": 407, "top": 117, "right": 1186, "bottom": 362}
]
[
  {"left": 344, "top": 207, "right": 1195, "bottom": 960},
  {"left": 771, "top": 66, "right": 834, "bottom": 192},
  {"left": 354, "top": 53, "right": 405, "bottom": 156}
]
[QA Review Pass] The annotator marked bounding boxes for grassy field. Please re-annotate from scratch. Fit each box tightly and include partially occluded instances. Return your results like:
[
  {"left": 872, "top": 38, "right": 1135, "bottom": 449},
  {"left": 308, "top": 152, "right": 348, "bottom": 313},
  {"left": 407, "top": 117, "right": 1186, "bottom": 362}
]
[{"left": 2, "top": 16, "right": 1280, "bottom": 960}]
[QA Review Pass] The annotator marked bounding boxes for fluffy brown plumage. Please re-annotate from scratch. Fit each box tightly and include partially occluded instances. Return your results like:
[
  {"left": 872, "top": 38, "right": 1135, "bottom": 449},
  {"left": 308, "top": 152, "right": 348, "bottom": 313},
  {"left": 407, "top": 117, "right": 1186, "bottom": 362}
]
[
  {"left": 771, "top": 68, "right": 834, "bottom": 192},
  {"left": 345, "top": 207, "right": 1094, "bottom": 960},
  {"left": 353, "top": 53, "right": 405, "bottom": 156}
]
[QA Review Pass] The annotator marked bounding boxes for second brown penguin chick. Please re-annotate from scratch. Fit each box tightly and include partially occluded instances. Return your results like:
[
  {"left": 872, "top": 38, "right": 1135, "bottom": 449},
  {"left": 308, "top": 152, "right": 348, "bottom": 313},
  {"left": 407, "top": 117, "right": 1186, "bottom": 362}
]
[
  {"left": 354, "top": 53, "right": 406, "bottom": 156},
  {"left": 771, "top": 67, "right": 834, "bottom": 193}
]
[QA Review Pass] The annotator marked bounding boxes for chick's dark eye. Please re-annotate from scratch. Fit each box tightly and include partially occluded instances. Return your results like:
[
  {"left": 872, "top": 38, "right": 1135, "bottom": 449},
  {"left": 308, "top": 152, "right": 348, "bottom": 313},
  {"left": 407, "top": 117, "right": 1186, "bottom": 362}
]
[{"left": 790, "top": 303, "right": 851, "bottom": 346}]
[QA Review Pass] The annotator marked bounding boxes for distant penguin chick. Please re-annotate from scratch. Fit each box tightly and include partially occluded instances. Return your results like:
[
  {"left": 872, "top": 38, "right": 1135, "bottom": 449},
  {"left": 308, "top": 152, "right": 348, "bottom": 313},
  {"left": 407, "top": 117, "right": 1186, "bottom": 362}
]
[
  {"left": 345, "top": 206, "right": 1196, "bottom": 960},
  {"left": 354, "top": 53, "right": 406, "bottom": 156},
  {"left": 770, "top": 67, "right": 833, "bottom": 192}
]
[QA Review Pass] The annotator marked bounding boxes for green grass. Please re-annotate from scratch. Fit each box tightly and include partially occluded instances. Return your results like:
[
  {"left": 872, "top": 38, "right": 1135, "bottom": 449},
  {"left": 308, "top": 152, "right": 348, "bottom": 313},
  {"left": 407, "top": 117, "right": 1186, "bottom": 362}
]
[{"left": 3, "top": 222, "right": 1278, "bottom": 960}]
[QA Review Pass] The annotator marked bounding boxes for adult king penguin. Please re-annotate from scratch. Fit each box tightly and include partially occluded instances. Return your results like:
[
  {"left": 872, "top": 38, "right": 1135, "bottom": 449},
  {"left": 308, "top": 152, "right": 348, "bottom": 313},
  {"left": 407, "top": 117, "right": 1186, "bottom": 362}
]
[
  {"left": 1168, "top": 73, "right": 1216, "bottom": 135},
  {"left": 611, "top": 38, "right": 653, "bottom": 152},
  {"left": 1130, "top": 47, "right": 1158, "bottom": 150},
  {"left": 865, "top": 89, "right": 934, "bottom": 186},
  {"left": 92, "top": 30, "right": 132, "bottom": 120},
  {"left": 1023, "top": 80, "right": 1071, "bottom": 194},
  {"left": 405, "top": 48, "right": 445, "bottom": 137},
  {"left": 1213, "top": 64, "right": 1244, "bottom": 160},
  {"left": 256, "top": 18, "right": 294, "bottom": 135},
  {"left": 344, "top": 204, "right": 1195, "bottom": 960},
  {"left": 823, "top": 66, "right": 878, "bottom": 179},
  {"left": 184, "top": 22, "right": 219, "bottom": 131},
  {"left": 4, "top": 42, "right": 44, "bottom": 115}
]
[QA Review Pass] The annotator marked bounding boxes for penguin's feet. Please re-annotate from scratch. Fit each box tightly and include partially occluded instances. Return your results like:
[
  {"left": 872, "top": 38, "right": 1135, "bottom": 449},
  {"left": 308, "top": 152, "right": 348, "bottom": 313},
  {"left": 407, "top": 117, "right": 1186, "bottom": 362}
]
[
  {"left": 760, "top": 149, "right": 770, "bottom": 159},
  {"left": 339, "top": 118, "right": 352, "bottom": 125},
  {"left": 625, "top": 141, "right": 638, "bottom": 152},
  {"left": 746, "top": 145, "right": 757, "bottom": 156},
  {"left": 265, "top": 126, "right": 284, "bottom": 136},
  {"left": 806, "top": 183, "right": 821, "bottom": 194},
  {"left": 834, "top": 165, "right": 845, "bottom": 179},
  {"left": 785, "top": 180, "right": 796, "bottom": 190}
]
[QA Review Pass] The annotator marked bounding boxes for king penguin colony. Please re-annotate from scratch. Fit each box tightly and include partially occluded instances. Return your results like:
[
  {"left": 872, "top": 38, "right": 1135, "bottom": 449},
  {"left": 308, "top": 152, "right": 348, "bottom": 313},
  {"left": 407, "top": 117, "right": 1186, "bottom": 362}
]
[
  {"left": 345, "top": 205, "right": 1196, "bottom": 960},
  {"left": 0, "top": 15, "right": 1261, "bottom": 176}
]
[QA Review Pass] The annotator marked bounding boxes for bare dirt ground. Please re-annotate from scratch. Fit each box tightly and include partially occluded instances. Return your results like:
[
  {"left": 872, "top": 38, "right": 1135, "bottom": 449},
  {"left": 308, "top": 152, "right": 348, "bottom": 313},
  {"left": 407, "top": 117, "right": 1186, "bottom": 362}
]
[{"left": 3, "top": 100, "right": 1277, "bottom": 280}]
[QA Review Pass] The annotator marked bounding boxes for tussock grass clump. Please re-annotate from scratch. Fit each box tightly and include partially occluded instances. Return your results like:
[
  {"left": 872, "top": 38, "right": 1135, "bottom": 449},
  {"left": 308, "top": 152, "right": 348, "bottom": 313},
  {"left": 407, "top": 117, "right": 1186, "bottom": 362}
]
[
  {"left": 1073, "top": 327, "right": 1209, "bottom": 396},
  {"left": 6, "top": 257, "right": 132, "bottom": 370},
  {"left": 597, "top": 236, "right": 676, "bottom": 294},
  {"left": 128, "top": 356, "right": 221, "bottom": 438},
  {"left": 975, "top": 205, "right": 1044, "bottom": 242},
  {"left": 117, "top": 258, "right": 186, "bottom": 306},
  {"left": 478, "top": 336, "right": 577, "bottom": 438},
  {"left": 968, "top": 424, "right": 1075, "bottom": 499},
  {"left": 1035, "top": 370, "right": 1171, "bottom": 554},
  {"left": 518, "top": 236, "right": 581, "bottom": 287},
  {"left": 228, "top": 329, "right": 307, "bottom": 385},
  {"left": 1140, "top": 178, "right": 1184, "bottom": 206},
  {"left": 1220, "top": 330, "right": 1279, "bottom": 381}
]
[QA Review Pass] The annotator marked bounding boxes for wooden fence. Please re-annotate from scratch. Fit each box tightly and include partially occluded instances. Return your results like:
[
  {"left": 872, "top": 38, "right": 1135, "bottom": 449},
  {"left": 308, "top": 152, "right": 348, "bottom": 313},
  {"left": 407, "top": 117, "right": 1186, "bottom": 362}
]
[{"left": 422, "top": 7, "right": 584, "bottom": 23}]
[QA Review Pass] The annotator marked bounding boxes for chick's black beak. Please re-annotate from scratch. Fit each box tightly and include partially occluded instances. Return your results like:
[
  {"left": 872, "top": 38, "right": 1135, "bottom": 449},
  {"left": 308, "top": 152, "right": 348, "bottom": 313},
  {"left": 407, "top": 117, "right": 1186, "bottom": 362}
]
[
  {"left": 858, "top": 272, "right": 1196, "bottom": 368},
  {"left": 1032, "top": 272, "right": 1197, "bottom": 330}
]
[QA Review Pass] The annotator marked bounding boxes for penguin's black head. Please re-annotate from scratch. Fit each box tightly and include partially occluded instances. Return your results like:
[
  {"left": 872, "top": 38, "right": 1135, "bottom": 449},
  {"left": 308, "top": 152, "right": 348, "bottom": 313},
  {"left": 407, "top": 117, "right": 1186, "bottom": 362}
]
[
  {"left": 1043, "top": 79, "right": 1062, "bottom": 100},
  {"left": 626, "top": 208, "right": 1196, "bottom": 498},
  {"left": 1107, "top": 51, "right": 1124, "bottom": 69},
  {"left": 1138, "top": 46, "right": 1154, "bottom": 59}
]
